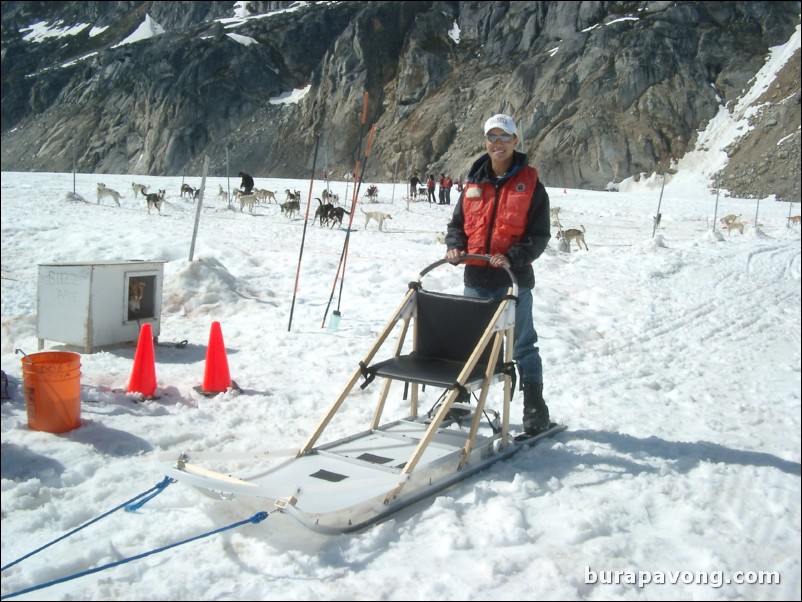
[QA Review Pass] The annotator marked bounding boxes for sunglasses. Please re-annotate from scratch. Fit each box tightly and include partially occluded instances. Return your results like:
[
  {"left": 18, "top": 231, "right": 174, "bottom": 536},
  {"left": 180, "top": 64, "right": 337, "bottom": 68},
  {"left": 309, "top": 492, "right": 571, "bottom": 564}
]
[{"left": 485, "top": 133, "right": 514, "bottom": 143}]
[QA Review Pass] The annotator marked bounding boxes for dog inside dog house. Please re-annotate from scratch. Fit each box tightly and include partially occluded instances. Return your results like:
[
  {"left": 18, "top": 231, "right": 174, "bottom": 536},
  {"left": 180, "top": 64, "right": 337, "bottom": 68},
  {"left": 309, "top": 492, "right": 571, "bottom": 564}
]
[
  {"left": 37, "top": 260, "right": 166, "bottom": 353},
  {"left": 126, "top": 274, "right": 157, "bottom": 322}
]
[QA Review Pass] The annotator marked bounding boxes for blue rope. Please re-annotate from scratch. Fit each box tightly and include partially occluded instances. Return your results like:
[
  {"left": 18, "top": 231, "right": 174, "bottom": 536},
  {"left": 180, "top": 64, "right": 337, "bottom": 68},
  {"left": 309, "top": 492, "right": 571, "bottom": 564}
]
[
  {"left": 0, "top": 511, "right": 269, "bottom": 600},
  {"left": 1, "top": 476, "right": 175, "bottom": 573}
]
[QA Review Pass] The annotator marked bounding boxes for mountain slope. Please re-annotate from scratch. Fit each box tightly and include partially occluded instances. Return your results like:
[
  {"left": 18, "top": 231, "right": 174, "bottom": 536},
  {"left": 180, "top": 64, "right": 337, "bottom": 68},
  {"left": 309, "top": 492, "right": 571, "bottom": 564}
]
[{"left": 1, "top": 1, "right": 799, "bottom": 200}]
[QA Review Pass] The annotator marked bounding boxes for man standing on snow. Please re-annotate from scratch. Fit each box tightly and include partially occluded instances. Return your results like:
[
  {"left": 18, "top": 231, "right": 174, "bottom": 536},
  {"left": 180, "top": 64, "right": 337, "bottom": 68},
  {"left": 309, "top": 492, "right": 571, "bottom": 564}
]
[
  {"left": 239, "top": 171, "right": 254, "bottom": 195},
  {"left": 445, "top": 113, "right": 552, "bottom": 436},
  {"left": 409, "top": 171, "right": 421, "bottom": 198}
]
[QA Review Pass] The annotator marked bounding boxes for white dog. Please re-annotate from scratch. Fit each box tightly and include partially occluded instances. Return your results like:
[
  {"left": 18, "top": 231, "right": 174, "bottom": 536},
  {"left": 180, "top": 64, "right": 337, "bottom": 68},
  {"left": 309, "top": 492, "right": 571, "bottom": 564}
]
[
  {"left": 239, "top": 194, "right": 258, "bottom": 213},
  {"left": 97, "top": 183, "right": 122, "bottom": 207},
  {"left": 725, "top": 220, "right": 745, "bottom": 235},
  {"left": 362, "top": 208, "right": 392, "bottom": 231},
  {"left": 550, "top": 206, "right": 562, "bottom": 228},
  {"left": 132, "top": 182, "right": 149, "bottom": 198},
  {"left": 719, "top": 213, "right": 741, "bottom": 227}
]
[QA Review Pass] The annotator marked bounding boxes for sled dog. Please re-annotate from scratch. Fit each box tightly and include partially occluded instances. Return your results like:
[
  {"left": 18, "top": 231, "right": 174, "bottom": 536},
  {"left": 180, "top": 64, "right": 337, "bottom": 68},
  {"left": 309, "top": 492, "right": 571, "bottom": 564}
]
[
  {"left": 146, "top": 190, "right": 166, "bottom": 215},
  {"left": 362, "top": 208, "right": 392, "bottom": 231},
  {"left": 128, "top": 280, "right": 146, "bottom": 314},
  {"left": 97, "top": 183, "right": 122, "bottom": 207},
  {"left": 556, "top": 225, "right": 589, "bottom": 251}
]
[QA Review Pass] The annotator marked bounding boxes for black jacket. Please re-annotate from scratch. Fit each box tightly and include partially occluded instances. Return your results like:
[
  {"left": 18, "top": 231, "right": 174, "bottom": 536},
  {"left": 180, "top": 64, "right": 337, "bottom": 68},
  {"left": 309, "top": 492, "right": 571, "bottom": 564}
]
[
  {"left": 240, "top": 173, "right": 254, "bottom": 192},
  {"left": 445, "top": 151, "right": 550, "bottom": 290}
]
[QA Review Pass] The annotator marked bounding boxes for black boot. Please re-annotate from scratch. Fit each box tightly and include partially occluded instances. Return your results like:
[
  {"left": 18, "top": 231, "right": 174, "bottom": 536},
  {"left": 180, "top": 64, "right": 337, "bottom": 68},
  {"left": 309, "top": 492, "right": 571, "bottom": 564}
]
[{"left": 522, "top": 383, "right": 550, "bottom": 435}]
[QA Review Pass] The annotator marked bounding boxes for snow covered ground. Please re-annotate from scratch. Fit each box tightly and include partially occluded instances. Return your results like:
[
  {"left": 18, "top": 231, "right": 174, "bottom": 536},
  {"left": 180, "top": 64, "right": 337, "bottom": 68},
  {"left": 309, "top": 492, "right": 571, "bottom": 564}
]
[{"left": 1, "top": 166, "right": 799, "bottom": 600}]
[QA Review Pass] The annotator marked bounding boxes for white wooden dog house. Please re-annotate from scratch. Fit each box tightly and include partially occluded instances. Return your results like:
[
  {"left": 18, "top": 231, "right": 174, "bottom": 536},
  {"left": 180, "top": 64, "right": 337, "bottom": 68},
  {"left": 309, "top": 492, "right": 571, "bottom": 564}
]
[{"left": 36, "top": 260, "right": 166, "bottom": 353}]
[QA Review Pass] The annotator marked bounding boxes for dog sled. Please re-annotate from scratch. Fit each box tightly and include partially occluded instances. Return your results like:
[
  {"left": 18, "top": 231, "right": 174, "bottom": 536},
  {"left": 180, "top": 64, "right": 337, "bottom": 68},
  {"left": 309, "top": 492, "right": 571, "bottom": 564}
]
[{"left": 161, "top": 255, "right": 564, "bottom": 534}]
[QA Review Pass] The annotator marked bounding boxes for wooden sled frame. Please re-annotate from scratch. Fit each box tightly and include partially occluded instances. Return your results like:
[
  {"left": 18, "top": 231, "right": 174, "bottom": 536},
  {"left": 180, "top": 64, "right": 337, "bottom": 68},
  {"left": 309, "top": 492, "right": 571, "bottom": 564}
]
[
  {"left": 163, "top": 255, "right": 535, "bottom": 533},
  {"left": 301, "top": 255, "right": 518, "bottom": 485}
]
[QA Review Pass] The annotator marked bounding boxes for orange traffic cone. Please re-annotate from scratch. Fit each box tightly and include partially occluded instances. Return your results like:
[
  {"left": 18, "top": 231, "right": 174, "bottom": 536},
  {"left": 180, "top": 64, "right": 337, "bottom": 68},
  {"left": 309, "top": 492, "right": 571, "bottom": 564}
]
[
  {"left": 197, "top": 321, "right": 238, "bottom": 395},
  {"left": 127, "top": 323, "right": 157, "bottom": 398}
]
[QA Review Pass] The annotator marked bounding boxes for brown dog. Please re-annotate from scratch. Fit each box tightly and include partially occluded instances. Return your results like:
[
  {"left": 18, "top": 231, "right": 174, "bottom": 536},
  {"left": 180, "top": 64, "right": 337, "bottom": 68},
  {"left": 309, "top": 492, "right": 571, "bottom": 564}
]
[
  {"left": 128, "top": 280, "right": 146, "bottom": 314},
  {"left": 556, "top": 225, "right": 588, "bottom": 250}
]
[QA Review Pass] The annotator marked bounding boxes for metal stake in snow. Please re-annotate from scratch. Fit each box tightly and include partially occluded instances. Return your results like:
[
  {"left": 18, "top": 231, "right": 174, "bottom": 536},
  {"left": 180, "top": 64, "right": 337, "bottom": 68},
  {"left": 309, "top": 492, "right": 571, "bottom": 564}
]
[
  {"left": 189, "top": 155, "right": 210, "bottom": 261},
  {"left": 652, "top": 172, "right": 666, "bottom": 238},
  {"left": 713, "top": 187, "right": 721, "bottom": 231}
]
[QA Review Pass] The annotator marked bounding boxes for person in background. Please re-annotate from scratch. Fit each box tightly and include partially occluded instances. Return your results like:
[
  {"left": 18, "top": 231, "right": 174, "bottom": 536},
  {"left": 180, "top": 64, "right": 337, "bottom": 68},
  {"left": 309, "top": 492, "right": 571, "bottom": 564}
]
[
  {"left": 239, "top": 171, "right": 254, "bottom": 195},
  {"left": 438, "top": 173, "right": 446, "bottom": 204},
  {"left": 443, "top": 174, "right": 454, "bottom": 204},
  {"left": 409, "top": 171, "right": 421, "bottom": 198},
  {"left": 445, "top": 113, "right": 552, "bottom": 436},
  {"left": 427, "top": 174, "right": 436, "bottom": 204}
]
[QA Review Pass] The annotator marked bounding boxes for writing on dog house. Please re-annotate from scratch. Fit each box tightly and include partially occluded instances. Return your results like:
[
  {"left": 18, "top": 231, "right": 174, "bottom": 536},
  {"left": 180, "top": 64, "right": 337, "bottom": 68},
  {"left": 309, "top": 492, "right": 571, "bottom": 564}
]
[{"left": 37, "top": 260, "right": 166, "bottom": 353}]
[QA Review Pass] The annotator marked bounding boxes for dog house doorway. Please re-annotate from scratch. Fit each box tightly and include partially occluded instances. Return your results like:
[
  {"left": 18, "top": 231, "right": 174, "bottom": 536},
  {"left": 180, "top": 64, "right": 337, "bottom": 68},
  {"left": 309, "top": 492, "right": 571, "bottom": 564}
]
[{"left": 125, "top": 272, "right": 158, "bottom": 322}]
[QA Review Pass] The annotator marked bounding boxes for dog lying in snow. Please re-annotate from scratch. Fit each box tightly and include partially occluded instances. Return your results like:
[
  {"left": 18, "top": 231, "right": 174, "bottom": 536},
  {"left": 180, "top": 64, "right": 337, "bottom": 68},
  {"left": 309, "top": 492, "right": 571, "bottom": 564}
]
[{"left": 64, "top": 191, "right": 89, "bottom": 203}]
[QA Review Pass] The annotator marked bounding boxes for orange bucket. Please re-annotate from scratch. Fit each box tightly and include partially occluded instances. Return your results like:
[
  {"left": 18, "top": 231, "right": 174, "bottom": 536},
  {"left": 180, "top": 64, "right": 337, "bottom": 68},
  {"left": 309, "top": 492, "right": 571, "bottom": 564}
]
[{"left": 22, "top": 351, "right": 82, "bottom": 433}]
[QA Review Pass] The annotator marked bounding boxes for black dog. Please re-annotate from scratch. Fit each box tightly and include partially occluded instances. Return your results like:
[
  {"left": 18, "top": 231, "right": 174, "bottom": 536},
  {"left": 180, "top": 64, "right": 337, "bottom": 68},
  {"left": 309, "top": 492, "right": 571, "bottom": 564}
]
[
  {"left": 328, "top": 206, "right": 350, "bottom": 228},
  {"left": 146, "top": 190, "right": 166, "bottom": 215},
  {"left": 314, "top": 198, "right": 335, "bottom": 226}
]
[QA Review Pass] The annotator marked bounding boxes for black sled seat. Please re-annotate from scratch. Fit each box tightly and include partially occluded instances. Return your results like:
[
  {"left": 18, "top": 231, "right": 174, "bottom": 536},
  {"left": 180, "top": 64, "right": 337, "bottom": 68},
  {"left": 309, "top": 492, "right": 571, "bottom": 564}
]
[{"left": 365, "top": 289, "right": 510, "bottom": 392}]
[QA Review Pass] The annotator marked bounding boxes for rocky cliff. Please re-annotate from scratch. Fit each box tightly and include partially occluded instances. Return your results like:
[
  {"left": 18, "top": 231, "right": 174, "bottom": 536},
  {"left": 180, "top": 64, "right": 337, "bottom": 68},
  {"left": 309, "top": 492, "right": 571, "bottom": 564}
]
[{"left": 1, "top": 1, "right": 799, "bottom": 200}]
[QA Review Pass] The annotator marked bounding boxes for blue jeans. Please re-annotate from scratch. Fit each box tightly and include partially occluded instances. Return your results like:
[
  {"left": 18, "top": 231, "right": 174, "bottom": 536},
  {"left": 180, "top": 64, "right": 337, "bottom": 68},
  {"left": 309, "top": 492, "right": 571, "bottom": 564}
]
[{"left": 463, "top": 284, "right": 543, "bottom": 386}]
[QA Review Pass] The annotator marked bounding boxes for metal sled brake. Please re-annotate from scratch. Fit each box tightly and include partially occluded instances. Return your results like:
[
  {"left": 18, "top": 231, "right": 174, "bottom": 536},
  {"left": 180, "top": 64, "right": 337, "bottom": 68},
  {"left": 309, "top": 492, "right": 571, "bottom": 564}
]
[{"left": 162, "top": 255, "right": 564, "bottom": 533}]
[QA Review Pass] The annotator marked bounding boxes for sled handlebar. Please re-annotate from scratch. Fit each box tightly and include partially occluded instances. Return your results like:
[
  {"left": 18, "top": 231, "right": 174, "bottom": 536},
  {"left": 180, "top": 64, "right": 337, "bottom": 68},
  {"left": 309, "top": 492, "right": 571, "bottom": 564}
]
[{"left": 418, "top": 254, "right": 518, "bottom": 296}]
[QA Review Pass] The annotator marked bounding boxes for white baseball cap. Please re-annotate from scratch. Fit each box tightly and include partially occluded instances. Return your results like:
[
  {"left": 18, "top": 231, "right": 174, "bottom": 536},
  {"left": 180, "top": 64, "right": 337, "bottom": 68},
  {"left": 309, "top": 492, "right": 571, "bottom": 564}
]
[{"left": 484, "top": 114, "right": 517, "bottom": 136}]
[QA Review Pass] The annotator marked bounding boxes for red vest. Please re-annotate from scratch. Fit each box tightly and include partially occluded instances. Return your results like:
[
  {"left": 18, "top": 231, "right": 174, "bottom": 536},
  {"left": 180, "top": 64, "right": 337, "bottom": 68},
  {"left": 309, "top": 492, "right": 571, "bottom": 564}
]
[{"left": 462, "top": 167, "right": 538, "bottom": 264}]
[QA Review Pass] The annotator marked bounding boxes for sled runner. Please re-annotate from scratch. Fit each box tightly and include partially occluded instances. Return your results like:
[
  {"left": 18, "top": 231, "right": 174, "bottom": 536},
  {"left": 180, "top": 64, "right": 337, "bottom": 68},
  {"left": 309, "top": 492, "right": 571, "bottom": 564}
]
[{"left": 162, "top": 255, "right": 565, "bottom": 533}]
